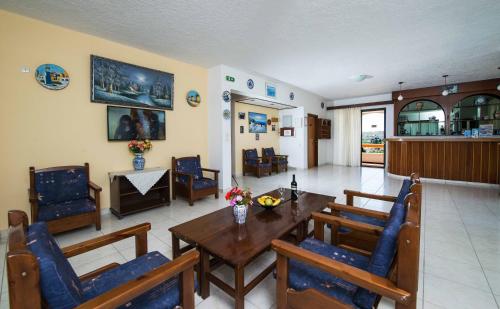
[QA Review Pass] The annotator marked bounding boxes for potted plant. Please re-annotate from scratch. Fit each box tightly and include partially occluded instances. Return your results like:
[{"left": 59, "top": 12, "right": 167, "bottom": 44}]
[
  {"left": 128, "top": 139, "right": 152, "bottom": 170},
  {"left": 225, "top": 187, "right": 253, "bottom": 224}
]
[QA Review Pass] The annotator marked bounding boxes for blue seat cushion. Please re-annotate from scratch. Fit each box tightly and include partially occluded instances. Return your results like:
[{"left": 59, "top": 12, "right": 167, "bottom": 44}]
[
  {"left": 176, "top": 157, "right": 203, "bottom": 184},
  {"left": 288, "top": 238, "right": 369, "bottom": 308},
  {"left": 192, "top": 178, "right": 218, "bottom": 190},
  {"left": 272, "top": 157, "right": 287, "bottom": 164},
  {"left": 27, "top": 222, "right": 84, "bottom": 308},
  {"left": 35, "top": 168, "right": 89, "bottom": 206},
  {"left": 37, "top": 198, "right": 96, "bottom": 222},
  {"left": 82, "top": 251, "right": 181, "bottom": 309}
]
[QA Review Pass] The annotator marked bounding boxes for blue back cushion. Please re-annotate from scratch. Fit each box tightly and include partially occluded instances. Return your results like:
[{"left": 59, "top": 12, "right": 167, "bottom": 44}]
[
  {"left": 35, "top": 168, "right": 88, "bottom": 206},
  {"left": 263, "top": 148, "right": 275, "bottom": 158},
  {"left": 353, "top": 203, "right": 406, "bottom": 308},
  {"left": 176, "top": 157, "right": 203, "bottom": 182},
  {"left": 246, "top": 149, "right": 258, "bottom": 159},
  {"left": 27, "top": 222, "right": 83, "bottom": 308}
]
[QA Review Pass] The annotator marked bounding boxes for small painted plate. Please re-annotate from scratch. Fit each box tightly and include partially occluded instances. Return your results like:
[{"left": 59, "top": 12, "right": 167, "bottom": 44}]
[{"left": 35, "top": 64, "right": 70, "bottom": 90}]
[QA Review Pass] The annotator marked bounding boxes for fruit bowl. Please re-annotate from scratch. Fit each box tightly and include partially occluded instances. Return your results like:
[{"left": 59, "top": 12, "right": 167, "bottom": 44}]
[{"left": 256, "top": 195, "right": 281, "bottom": 209}]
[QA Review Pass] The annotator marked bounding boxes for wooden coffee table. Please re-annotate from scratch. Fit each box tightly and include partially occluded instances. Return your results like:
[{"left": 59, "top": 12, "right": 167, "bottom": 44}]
[{"left": 169, "top": 189, "right": 335, "bottom": 309}]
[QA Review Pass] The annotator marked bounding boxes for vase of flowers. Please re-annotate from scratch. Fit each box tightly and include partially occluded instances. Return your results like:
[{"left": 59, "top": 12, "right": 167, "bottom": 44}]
[
  {"left": 128, "top": 140, "right": 152, "bottom": 170},
  {"left": 225, "top": 187, "right": 253, "bottom": 224}
]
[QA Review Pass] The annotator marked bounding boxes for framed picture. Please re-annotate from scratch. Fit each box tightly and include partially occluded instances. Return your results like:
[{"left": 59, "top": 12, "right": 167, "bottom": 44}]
[
  {"left": 238, "top": 112, "right": 245, "bottom": 120},
  {"left": 256, "top": 133, "right": 260, "bottom": 140},
  {"left": 272, "top": 125, "right": 276, "bottom": 132},
  {"left": 240, "top": 126, "right": 244, "bottom": 133},
  {"left": 107, "top": 106, "right": 165, "bottom": 141},
  {"left": 265, "top": 83, "right": 276, "bottom": 98},
  {"left": 249, "top": 112, "right": 267, "bottom": 133},
  {"left": 91, "top": 55, "right": 174, "bottom": 110}
]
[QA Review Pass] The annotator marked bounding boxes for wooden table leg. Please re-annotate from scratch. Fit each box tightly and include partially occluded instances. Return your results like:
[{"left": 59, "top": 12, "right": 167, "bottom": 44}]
[
  {"left": 235, "top": 265, "right": 245, "bottom": 309},
  {"left": 172, "top": 233, "right": 181, "bottom": 259},
  {"left": 200, "top": 247, "right": 211, "bottom": 299},
  {"left": 296, "top": 221, "right": 308, "bottom": 242}
]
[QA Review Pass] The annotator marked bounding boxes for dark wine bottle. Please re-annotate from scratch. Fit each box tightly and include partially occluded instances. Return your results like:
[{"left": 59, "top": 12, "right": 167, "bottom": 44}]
[{"left": 291, "top": 174, "right": 298, "bottom": 201}]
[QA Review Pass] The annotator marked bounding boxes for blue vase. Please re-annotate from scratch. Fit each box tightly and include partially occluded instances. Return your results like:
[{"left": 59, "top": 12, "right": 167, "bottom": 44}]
[
  {"left": 233, "top": 204, "right": 248, "bottom": 224},
  {"left": 133, "top": 153, "right": 145, "bottom": 170}
]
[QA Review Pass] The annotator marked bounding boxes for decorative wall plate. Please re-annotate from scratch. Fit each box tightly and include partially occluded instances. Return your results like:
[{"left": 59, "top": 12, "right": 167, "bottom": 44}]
[
  {"left": 35, "top": 64, "right": 69, "bottom": 90},
  {"left": 289, "top": 92, "right": 295, "bottom": 100},
  {"left": 223, "top": 109, "right": 231, "bottom": 119},
  {"left": 222, "top": 90, "right": 231, "bottom": 102},
  {"left": 186, "top": 90, "right": 201, "bottom": 107},
  {"left": 321, "top": 102, "right": 325, "bottom": 109},
  {"left": 267, "top": 119, "right": 272, "bottom": 125},
  {"left": 247, "top": 79, "right": 254, "bottom": 89}
]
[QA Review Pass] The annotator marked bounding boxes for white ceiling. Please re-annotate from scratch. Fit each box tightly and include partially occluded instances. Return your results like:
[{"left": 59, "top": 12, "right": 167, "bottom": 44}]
[{"left": 2, "top": 0, "right": 499, "bottom": 100}]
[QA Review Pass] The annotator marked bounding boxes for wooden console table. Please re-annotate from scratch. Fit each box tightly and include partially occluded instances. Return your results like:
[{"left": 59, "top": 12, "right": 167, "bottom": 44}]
[{"left": 109, "top": 168, "right": 170, "bottom": 218}]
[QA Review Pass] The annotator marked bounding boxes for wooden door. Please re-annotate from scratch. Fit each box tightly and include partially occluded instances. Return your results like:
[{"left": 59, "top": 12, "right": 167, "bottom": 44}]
[{"left": 307, "top": 114, "right": 318, "bottom": 168}]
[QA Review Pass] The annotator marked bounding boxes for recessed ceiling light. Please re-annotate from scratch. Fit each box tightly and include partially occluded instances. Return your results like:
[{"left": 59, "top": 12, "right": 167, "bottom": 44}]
[{"left": 349, "top": 74, "right": 373, "bottom": 82}]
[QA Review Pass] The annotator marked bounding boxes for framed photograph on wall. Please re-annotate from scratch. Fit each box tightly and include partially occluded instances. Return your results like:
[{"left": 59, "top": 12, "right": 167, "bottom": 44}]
[
  {"left": 249, "top": 112, "right": 267, "bottom": 133},
  {"left": 238, "top": 112, "right": 245, "bottom": 120},
  {"left": 91, "top": 55, "right": 174, "bottom": 110},
  {"left": 265, "top": 82, "right": 276, "bottom": 98},
  {"left": 107, "top": 106, "right": 165, "bottom": 141}
]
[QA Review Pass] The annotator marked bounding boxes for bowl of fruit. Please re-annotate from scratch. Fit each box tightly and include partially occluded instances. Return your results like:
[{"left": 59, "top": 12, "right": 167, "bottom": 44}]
[{"left": 256, "top": 195, "right": 281, "bottom": 209}]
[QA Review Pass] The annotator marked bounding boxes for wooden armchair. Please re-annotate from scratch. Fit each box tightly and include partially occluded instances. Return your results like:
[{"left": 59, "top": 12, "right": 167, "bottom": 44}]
[
  {"left": 272, "top": 193, "right": 420, "bottom": 309},
  {"left": 6, "top": 210, "right": 199, "bottom": 309},
  {"left": 262, "top": 147, "right": 288, "bottom": 173},
  {"left": 172, "top": 155, "right": 219, "bottom": 206},
  {"left": 327, "top": 173, "right": 421, "bottom": 254},
  {"left": 242, "top": 148, "right": 272, "bottom": 178},
  {"left": 29, "top": 163, "right": 102, "bottom": 234}
]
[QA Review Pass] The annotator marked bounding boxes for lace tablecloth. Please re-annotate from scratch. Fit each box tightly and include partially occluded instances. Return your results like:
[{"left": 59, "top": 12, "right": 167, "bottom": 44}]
[{"left": 109, "top": 167, "right": 167, "bottom": 195}]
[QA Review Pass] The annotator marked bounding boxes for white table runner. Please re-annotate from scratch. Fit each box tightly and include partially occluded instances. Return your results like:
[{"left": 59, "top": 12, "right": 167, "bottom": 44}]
[{"left": 109, "top": 167, "right": 167, "bottom": 195}]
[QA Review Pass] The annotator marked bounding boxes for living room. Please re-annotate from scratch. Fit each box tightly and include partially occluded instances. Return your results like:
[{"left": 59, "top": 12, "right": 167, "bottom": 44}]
[{"left": 1, "top": 2, "right": 500, "bottom": 309}]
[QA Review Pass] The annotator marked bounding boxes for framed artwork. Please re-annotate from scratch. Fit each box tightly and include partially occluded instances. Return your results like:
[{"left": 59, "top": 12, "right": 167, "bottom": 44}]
[
  {"left": 238, "top": 112, "right": 245, "bottom": 120},
  {"left": 186, "top": 90, "right": 200, "bottom": 107},
  {"left": 107, "top": 106, "right": 165, "bottom": 141},
  {"left": 265, "top": 83, "right": 276, "bottom": 98},
  {"left": 272, "top": 125, "right": 276, "bottom": 131},
  {"left": 249, "top": 112, "right": 267, "bottom": 133},
  {"left": 256, "top": 133, "right": 260, "bottom": 140},
  {"left": 91, "top": 55, "right": 174, "bottom": 110},
  {"left": 35, "top": 64, "right": 70, "bottom": 90},
  {"left": 240, "top": 126, "right": 244, "bottom": 133}
]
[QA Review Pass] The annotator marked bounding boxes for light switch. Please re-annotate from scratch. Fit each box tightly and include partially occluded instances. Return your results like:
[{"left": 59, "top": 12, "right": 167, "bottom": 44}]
[{"left": 20, "top": 67, "right": 30, "bottom": 73}]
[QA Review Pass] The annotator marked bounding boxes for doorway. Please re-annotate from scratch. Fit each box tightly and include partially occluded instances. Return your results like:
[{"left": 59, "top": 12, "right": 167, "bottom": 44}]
[
  {"left": 307, "top": 113, "right": 318, "bottom": 168},
  {"left": 361, "top": 109, "right": 386, "bottom": 168}
]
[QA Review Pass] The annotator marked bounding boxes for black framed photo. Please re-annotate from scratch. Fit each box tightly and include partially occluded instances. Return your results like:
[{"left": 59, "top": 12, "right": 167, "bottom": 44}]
[
  {"left": 240, "top": 125, "right": 244, "bottom": 133},
  {"left": 238, "top": 112, "right": 245, "bottom": 120},
  {"left": 91, "top": 55, "right": 174, "bottom": 110},
  {"left": 107, "top": 106, "right": 165, "bottom": 141}
]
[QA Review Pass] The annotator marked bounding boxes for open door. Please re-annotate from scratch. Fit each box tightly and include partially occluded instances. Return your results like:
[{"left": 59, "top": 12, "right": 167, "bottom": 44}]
[
  {"left": 361, "top": 108, "right": 386, "bottom": 168},
  {"left": 307, "top": 114, "right": 318, "bottom": 168}
]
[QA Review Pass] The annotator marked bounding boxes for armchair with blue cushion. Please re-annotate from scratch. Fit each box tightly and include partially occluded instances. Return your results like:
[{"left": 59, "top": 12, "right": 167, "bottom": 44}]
[
  {"left": 262, "top": 147, "right": 288, "bottom": 173},
  {"left": 6, "top": 210, "right": 199, "bottom": 309},
  {"left": 272, "top": 192, "right": 420, "bottom": 309},
  {"left": 327, "top": 173, "right": 421, "bottom": 255},
  {"left": 242, "top": 148, "right": 272, "bottom": 178},
  {"left": 172, "top": 155, "right": 219, "bottom": 206},
  {"left": 29, "top": 163, "right": 102, "bottom": 234}
]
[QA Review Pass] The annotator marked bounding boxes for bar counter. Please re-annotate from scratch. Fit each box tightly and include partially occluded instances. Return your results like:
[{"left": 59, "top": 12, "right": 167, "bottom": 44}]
[{"left": 386, "top": 136, "right": 500, "bottom": 184}]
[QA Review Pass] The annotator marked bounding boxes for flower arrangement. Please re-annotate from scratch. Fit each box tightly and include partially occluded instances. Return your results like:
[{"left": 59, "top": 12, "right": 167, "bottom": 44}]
[
  {"left": 225, "top": 187, "right": 253, "bottom": 207},
  {"left": 128, "top": 139, "right": 152, "bottom": 154}
]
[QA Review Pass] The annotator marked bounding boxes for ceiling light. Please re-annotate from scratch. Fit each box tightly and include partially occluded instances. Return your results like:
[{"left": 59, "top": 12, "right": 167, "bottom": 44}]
[
  {"left": 349, "top": 74, "right": 373, "bottom": 82},
  {"left": 397, "top": 81, "right": 404, "bottom": 101},
  {"left": 441, "top": 74, "right": 449, "bottom": 96}
]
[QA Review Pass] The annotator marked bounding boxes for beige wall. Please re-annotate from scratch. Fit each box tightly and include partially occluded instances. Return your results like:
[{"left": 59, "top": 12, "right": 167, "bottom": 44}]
[
  {"left": 233, "top": 103, "right": 280, "bottom": 175},
  {"left": 0, "top": 10, "right": 208, "bottom": 229}
]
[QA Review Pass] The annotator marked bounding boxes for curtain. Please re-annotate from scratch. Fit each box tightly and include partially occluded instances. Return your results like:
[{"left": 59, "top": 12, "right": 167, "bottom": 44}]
[{"left": 333, "top": 107, "right": 361, "bottom": 166}]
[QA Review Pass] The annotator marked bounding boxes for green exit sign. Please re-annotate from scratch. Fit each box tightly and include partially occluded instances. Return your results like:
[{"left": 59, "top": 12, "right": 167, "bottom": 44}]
[{"left": 225, "top": 75, "right": 235, "bottom": 82}]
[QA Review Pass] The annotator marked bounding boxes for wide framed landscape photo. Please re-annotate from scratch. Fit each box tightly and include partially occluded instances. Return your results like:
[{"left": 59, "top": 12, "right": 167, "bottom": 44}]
[
  {"left": 91, "top": 55, "right": 174, "bottom": 110},
  {"left": 107, "top": 106, "right": 166, "bottom": 141}
]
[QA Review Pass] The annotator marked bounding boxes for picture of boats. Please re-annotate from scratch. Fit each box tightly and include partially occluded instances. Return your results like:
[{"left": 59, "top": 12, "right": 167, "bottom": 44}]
[
  {"left": 249, "top": 112, "right": 267, "bottom": 133},
  {"left": 91, "top": 55, "right": 174, "bottom": 110},
  {"left": 35, "top": 64, "right": 70, "bottom": 90}
]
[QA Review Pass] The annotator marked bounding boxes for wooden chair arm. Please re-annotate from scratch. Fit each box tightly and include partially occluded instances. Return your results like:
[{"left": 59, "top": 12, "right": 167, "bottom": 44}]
[
  {"left": 271, "top": 240, "right": 411, "bottom": 304},
  {"left": 343, "top": 190, "right": 397, "bottom": 203},
  {"left": 75, "top": 250, "right": 199, "bottom": 309},
  {"left": 88, "top": 181, "right": 102, "bottom": 192},
  {"left": 312, "top": 212, "right": 384, "bottom": 235},
  {"left": 201, "top": 168, "right": 220, "bottom": 174},
  {"left": 326, "top": 202, "right": 389, "bottom": 221},
  {"left": 62, "top": 223, "right": 151, "bottom": 258}
]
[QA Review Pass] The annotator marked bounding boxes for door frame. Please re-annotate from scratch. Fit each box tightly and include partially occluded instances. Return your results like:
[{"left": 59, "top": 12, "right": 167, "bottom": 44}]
[
  {"left": 307, "top": 113, "right": 318, "bottom": 168},
  {"left": 360, "top": 108, "right": 386, "bottom": 168}
]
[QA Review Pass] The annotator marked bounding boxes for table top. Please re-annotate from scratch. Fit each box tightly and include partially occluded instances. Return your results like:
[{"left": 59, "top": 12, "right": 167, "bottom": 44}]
[{"left": 169, "top": 188, "right": 335, "bottom": 266}]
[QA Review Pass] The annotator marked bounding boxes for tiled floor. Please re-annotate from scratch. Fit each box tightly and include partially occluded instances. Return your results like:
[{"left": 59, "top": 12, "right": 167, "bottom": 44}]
[{"left": 1, "top": 165, "right": 499, "bottom": 308}]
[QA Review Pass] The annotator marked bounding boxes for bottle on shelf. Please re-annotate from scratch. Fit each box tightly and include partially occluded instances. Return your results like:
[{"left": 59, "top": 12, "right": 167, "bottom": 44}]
[{"left": 291, "top": 174, "right": 298, "bottom": 201}]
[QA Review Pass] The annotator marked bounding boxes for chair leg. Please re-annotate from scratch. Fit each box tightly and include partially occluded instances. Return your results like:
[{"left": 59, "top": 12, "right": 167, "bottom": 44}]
[
  {"left": 95, "top": 212, "right": 101, "bottom": 231},
  {"left": 215, "top": 191, "right": 219, "bottom": 199}
]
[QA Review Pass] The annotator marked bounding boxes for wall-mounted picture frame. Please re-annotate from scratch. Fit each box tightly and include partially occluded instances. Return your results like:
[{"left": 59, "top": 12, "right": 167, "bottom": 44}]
[
  {"left": 91, "top": 55, "right": 174, "bottom": 110},
  {"left": 249, "top": 112, "right": 267, "bottom": 133},
  {"left": 35, "top": 64, "right": 70, "bottom": 90},
  {"left": 265, "top": 82, "right": 276, "bottom": 98},
  {"left": 240, "top": 126, "right": 244, "bottom": 133},
  {"left": 256, "top": 133, "right": 260, "bottom": 140},
  {"left": 238, "top": 112, "right": 245, "bottom": 120},
  {"left": 272, "top": 125, "right": 276, "bottom": 132},
  {"left": 107, "top": 106, "right": 165, "bottom": 141}
]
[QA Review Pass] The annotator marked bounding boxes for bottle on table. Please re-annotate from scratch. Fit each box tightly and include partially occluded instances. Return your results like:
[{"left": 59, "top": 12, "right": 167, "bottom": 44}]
[{"left": 291, "top": 174, "right": 298, "bottom": 201}]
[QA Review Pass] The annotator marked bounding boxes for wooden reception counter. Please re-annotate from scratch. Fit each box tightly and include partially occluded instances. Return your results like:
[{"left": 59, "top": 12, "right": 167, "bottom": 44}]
[{"left": 387, "top": 137, "right": 500, "bottom": 184}]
